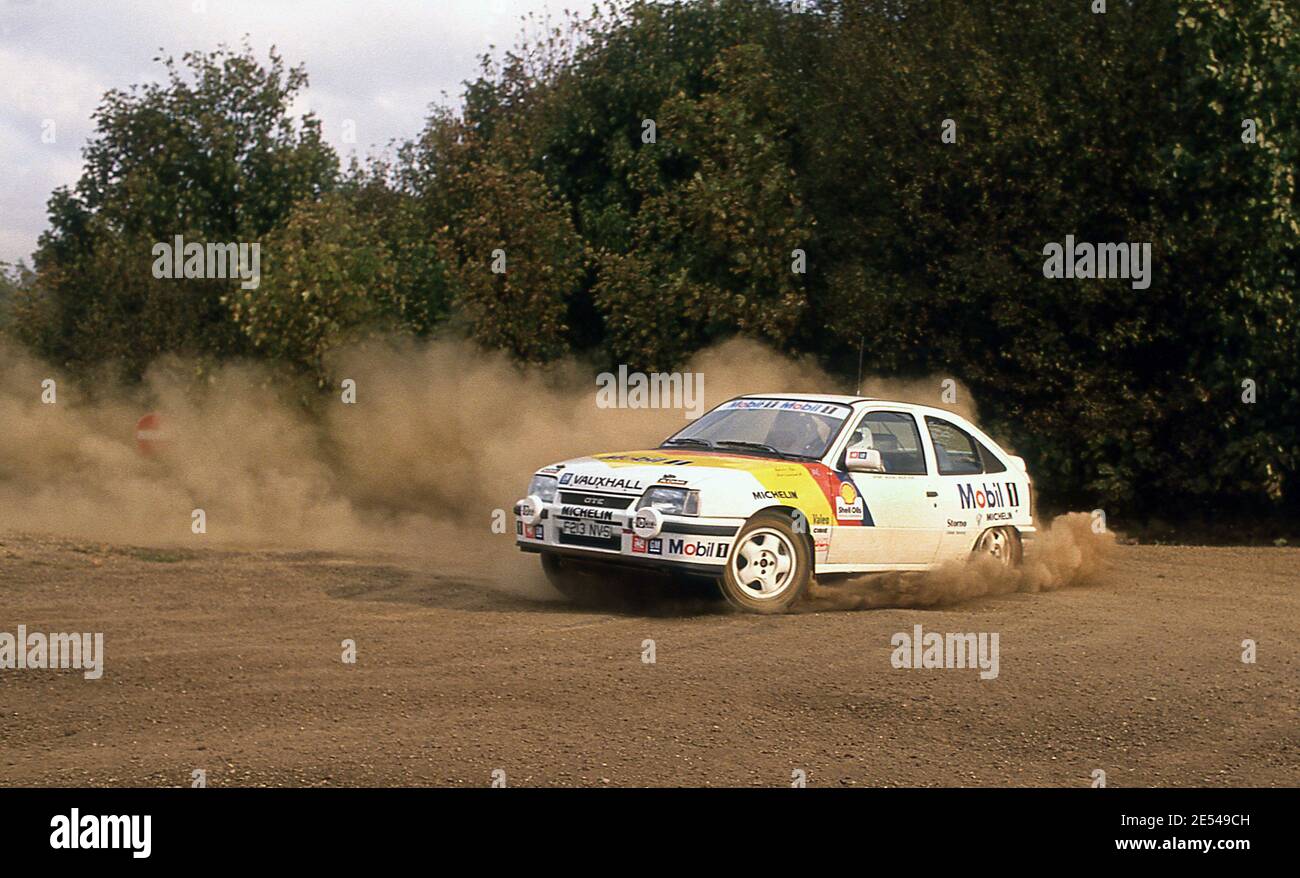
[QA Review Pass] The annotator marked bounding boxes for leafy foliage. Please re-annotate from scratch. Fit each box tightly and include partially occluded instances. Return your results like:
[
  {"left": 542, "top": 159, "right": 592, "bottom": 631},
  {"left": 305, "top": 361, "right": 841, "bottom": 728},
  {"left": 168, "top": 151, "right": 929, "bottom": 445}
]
[
  {"left": 16, "top": 1, "right": 1300, "bottom": 520},
  {"left": 226, "top": 193, "right": 399, "bottom": 378},
  {"left": 30, "top": 44, "right": 338, "bottom": 373},
  {"left": 440, "top": 160, "right": 589, "bottom": 363},
  {"left": 594, "top": 43, "right": 811, "bottom": 368}
]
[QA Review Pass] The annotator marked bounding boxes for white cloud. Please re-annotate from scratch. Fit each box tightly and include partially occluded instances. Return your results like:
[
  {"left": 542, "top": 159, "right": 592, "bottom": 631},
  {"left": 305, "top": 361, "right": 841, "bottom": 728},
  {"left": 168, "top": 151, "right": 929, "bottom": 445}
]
[{"left": 0, "top": 0, "right": 576, "bottom": 264}]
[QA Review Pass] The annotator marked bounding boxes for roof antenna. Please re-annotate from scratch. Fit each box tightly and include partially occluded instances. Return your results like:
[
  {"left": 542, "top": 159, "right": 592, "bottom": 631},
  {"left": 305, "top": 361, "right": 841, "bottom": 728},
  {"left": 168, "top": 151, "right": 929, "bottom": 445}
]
[{"left": 855, "top": 335, "right": 865, "bottom": 397}]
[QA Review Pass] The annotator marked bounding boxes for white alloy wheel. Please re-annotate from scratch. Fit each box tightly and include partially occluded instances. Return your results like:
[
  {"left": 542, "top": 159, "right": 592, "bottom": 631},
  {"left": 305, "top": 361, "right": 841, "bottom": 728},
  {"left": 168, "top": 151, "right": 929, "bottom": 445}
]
[
  {"left": 974, "top": 526, "right": 1022, "bottom": 567},
  {"left": 730, "top": 527, "right": 798, "bottom": 600}
]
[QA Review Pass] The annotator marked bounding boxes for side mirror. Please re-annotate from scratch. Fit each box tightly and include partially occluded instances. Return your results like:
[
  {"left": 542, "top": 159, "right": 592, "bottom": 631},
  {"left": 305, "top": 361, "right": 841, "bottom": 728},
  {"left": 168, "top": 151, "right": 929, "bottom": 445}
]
[{"left": 845, "top": 448, "right": 885, "bottom": 473}]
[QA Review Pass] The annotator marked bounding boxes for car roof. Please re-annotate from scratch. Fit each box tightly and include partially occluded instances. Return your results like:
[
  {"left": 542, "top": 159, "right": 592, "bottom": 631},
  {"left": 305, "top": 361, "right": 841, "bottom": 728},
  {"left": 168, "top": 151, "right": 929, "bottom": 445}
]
[
  {"left": 737, "top": 393, "right": 973, "bottom": 423},
  {"left": 740, "top": 392, "right": 871, "bottom": 405}
]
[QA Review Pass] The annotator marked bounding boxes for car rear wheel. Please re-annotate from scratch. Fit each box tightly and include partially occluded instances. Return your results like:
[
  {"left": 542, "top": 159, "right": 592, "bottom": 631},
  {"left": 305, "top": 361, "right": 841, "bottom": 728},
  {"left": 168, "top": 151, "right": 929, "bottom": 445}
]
[
  {"left": 718, "top": 512, "right": 812, "bottom": 614},
  {"left": 973, "top": 526, "right": 1023, "bottom": 568}
]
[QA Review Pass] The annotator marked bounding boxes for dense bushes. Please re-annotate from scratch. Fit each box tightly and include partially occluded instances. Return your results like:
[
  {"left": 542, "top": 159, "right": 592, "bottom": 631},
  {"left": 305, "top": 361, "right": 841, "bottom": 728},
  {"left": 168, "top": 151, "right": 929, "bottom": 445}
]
[{"left": 7, "top": 1, "right": 1299, "bottom": 520}]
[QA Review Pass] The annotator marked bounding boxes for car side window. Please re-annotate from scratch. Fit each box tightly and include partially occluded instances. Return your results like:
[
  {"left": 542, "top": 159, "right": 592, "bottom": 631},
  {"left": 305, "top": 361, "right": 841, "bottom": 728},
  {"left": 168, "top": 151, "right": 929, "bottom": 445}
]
[
  {"left": 844, "top": 411, "right": 927, "bottom": 474},
  {"left": 977, "top": 440, "right": 1007, "bottom": 473},
  {"left": 926, "top": 417, "right": 983, "bottom": 475}
]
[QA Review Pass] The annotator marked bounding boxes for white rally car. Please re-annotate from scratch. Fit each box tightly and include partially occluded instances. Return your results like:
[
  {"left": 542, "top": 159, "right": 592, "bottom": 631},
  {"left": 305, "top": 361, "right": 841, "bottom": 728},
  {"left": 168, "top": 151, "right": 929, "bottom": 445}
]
[{"left": 515, "top": 394, "right": 1034, "bottom": 613}]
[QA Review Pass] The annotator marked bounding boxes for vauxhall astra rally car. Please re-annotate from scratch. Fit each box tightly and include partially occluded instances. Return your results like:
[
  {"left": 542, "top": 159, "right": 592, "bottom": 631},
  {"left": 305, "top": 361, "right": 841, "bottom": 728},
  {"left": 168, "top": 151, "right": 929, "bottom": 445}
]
[{"left": 515, "top": 394, "right": 1034, "bottom": 613}]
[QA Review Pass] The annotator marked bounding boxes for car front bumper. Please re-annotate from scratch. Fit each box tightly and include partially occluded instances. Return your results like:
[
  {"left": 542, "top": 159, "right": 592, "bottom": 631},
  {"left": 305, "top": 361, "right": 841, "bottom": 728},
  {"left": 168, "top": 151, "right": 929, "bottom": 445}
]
[{"left": 514, "top": 498, "right": 741, "bottom": 574}]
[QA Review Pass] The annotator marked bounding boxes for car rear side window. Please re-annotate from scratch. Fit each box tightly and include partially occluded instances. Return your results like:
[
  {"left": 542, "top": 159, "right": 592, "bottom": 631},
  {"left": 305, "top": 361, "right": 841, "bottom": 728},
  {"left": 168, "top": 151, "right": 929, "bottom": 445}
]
[
  {"left": 926, "top": 417, "right": 983, "bottom": 475},
  {"left": 977, "top": 440, "right": 1007, "bottom": 473},
  {"left": 845, "top": 411, "right": 927, "bottom": 474}
]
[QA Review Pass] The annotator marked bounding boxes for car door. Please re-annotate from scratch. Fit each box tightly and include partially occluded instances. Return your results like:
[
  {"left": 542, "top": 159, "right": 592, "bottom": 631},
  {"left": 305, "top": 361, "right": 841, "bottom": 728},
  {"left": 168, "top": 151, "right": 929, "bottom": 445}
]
[
  {"left": 824, "top": 410, "right": 943, "bottom": 566},
  {"left": 925, "top": 415, "right": 1009, "bottom": 561}
]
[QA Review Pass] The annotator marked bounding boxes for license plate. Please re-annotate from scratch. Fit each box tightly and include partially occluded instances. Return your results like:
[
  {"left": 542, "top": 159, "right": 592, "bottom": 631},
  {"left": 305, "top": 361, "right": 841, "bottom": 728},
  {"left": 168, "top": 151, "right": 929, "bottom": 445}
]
[{"left": 560, "top": 519, "right": 616, "bottom": 540}]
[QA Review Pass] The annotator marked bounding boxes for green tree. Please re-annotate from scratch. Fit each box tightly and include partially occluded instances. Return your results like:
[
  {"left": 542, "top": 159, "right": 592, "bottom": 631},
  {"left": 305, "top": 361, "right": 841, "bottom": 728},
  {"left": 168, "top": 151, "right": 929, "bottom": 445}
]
[
  {"left": 594, "top": 43, "right": 812, "bottom": 368},
  {"left": 440, "top": 160, "right": 588, "bottom": 363},
  {"left": 226, "top": 193, "right": 399, "bottom": 380},
  {"left": 1156, "top": 0, "right": 1300, "bottom": 509},
  {"left": 31, "top": 44, "right": 338, "bottom": 374},
  {"left": 14, "top": 0, "right": 1300, "bottom": 521}
]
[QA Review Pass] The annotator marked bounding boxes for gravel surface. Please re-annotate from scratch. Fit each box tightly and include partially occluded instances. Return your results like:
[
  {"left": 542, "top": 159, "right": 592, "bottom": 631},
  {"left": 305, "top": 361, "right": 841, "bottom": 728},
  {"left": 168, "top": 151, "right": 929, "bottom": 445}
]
[{"left": 1, "top": 535, "right": 1295, "bottom": 787}]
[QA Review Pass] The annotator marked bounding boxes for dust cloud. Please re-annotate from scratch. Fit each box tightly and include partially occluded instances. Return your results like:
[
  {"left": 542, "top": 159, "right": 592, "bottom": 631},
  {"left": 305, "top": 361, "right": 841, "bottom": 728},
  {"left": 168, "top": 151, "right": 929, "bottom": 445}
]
[
  {"left": 0, "top": 338, "right": 831, "bottom": 544},
  {"left": 804, "top": 512, "right": 1116, "bottom": 611},
  {"left": 1, "top": 334, "right": 1065, "bottom": 604}
]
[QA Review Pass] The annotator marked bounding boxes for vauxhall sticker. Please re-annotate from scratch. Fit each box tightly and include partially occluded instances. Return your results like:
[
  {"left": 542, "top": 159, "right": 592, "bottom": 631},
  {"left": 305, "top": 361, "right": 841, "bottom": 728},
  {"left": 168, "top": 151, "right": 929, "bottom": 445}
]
[{"left": 560, "top": 473, "right": 646, "bottom": 491}]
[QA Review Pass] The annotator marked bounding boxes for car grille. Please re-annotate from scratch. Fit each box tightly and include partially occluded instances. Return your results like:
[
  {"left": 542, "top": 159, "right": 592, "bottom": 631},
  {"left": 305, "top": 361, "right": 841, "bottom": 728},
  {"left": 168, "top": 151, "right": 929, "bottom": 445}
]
[
  {"left": 555, "top": 490, "right": 632, "bottom": 551},
  {"left": 558, "top": 491, "right": 635, "bottom": 509}
]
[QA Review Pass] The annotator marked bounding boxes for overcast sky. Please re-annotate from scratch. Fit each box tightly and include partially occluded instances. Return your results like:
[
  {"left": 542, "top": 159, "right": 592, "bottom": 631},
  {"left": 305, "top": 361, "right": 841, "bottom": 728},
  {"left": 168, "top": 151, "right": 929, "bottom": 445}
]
[{"left": 0, "top": 0, "right": 585, "bottom": 266}]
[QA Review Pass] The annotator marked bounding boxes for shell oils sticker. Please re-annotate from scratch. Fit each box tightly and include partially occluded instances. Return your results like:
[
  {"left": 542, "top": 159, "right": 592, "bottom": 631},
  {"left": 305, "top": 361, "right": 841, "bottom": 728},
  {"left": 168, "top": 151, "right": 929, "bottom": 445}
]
[
  {"left": 797, "top": 463, "right": 873, "bottom": 526},
  {"left": 749, "top": 462, "right": 873, "bottom": 526},
  {"left": 835, "top": 481, "right": 866, "bottom": 522}
]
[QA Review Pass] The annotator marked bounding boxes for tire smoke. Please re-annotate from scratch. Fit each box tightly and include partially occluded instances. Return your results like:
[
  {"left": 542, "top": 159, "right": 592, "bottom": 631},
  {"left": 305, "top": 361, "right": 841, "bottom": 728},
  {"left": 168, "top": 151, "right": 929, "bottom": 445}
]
[{"left": 803, "top": 512, "right": 1115, "bottom": 611}]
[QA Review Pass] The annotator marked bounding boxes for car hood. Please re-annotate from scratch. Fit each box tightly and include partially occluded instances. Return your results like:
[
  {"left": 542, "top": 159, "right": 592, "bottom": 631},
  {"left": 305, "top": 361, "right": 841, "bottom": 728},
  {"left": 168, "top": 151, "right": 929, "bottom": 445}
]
[
  {"left": 545, "top": 449, "right": 828, "bottom": 494},
  {"left": 537, "top": 449, "right": 867, "bottom": 526}
]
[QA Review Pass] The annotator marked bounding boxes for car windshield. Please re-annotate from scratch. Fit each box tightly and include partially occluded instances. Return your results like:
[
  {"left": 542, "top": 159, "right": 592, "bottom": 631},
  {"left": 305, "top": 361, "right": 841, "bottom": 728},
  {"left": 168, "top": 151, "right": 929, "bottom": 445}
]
[{"left": 661, "top": 399, "right": 852, "bottom": 459}]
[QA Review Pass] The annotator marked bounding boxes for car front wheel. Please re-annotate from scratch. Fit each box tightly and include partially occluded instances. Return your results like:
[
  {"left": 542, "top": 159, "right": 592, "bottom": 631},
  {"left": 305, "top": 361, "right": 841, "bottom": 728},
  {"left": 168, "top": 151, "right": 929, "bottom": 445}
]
[{"left": 718, "top": 512, "right": 812, "bottom": 614}]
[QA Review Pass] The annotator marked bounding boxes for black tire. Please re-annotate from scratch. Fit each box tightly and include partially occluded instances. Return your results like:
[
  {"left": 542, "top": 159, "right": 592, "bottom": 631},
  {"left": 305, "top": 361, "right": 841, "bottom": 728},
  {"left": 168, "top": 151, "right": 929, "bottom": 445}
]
[
  {"left": 972, "top": 526, "right": 1023, "bottom": 568},
  {"left": 718, "top": 511, "right": 813, "bottom": 614}
]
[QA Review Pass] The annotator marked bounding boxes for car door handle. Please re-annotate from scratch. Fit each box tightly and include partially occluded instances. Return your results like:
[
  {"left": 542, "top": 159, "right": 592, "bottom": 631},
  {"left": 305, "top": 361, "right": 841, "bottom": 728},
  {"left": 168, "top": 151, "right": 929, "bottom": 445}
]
[{"left": 925, "top": 491, "right": 938, "bottom": 497}]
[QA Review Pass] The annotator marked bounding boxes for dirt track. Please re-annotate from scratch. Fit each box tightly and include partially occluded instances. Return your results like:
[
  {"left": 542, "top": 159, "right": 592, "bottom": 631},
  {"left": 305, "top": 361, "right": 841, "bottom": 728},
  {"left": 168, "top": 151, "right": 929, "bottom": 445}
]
[{"left": 0, "top": 534, "right": 1296, "bottom": 787}]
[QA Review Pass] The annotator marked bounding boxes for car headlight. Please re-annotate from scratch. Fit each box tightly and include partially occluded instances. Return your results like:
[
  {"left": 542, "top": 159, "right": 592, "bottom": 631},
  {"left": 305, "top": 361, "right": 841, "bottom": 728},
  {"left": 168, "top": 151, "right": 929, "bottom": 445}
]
[
  {"left": 636, "top": 486, "right": 700, "bottom": 516},
  {"left": 527, "top": 474, "right": 559, "bottom": 502}
]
